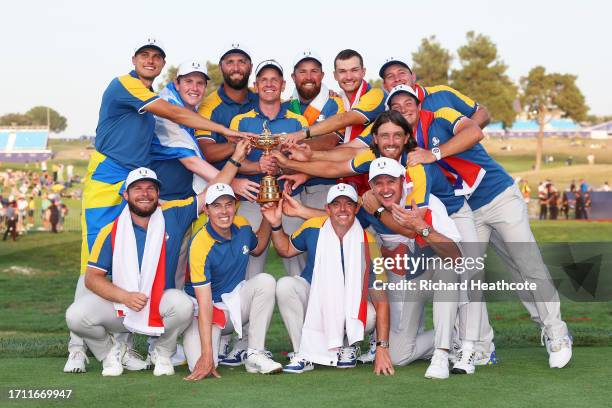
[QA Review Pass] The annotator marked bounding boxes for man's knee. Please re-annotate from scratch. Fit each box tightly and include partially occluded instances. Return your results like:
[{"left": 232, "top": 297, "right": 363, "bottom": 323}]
[
  {"left": 365, "top": 302, "right": 377, "bottom": 334},
  {"left": 276, "top": 276, "right": 298, "bottom": 303},
  {"left": 65, "top": 302, "right": 85, "bottom": 333},
  {"left": 252, "top": 273, "right": 276, "bottom": 296},
  {"left": 389, "top": 342, "right": 416, "bottom": 366},
  {"left": 160, "top": 289, "right": 194, "bottom": 321}
]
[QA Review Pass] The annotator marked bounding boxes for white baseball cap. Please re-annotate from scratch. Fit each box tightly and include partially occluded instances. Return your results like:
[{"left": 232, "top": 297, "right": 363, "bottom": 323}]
[
  {"left": 255, "top": 59, "right": 284, "bottom": 77},
  {"left": 292, "top": 50, "right": 323, "bottom": 69},
  {"left": 326, "top": 183, "right": 358, "bottom": 204},
  {"left": 379, "top": 57, "right": 412, "bottom": 78},
  {"left": 125, "top": 167, "right": 162, "bottom": 189},
  {"left": 368, "top": 157, "right": 405, "bottom": 182},
  {"left": 205, "top": 183, "right": 236, "bottom": 205},
  {"left": 134, "top": 37, "right": 166, "bottom": 58},
  {"left": 220, "top": 42, "right": 252, "bottom": 62},
  {"left": 385, "top": 84, "right": 421, "bottom": 109},
  {"left": 177, "top": 60, "right": 211, "bottom": 81}
]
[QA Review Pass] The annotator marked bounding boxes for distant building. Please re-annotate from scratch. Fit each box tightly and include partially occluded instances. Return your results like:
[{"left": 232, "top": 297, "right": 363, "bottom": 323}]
[
  {"left": 0, "top": 126, "right": 52, "bottom": 163},
  {"left": 588, "top": 120, "right": 612, "bottom": 139},
  {"left": 484, "top": 119, "right": 594, "bottom": 138}
]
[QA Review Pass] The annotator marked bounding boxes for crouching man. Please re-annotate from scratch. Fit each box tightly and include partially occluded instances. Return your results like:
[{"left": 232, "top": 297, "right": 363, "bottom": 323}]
[
  {"left": 262, "top": 183, "right": 394, "bottom": 376},
  {"left": 183, "top": 183, "right": 282, "bottom": 379},
  {"left": 362, "top": 157, "right": 463, "bottom": 379},
  {"left": 65, "top": 168, "right": 198, "bottom": 377}
]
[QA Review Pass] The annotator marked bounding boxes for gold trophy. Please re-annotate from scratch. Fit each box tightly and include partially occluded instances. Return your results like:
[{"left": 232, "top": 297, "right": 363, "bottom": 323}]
[{"left": 249, "top": 121, "right": 286, "bottom": 203}]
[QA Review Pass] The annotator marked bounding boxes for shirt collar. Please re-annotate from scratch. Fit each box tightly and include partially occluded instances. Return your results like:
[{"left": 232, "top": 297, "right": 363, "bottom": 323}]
[
  {"left": 205, "top": 221, "right": 238, "bottom": 243},
  {"left": 254, "top": 102, "right": 289, "bottom": 121},
  {"left": 129, "top": 70, "right": 154, "bottom": 92}
]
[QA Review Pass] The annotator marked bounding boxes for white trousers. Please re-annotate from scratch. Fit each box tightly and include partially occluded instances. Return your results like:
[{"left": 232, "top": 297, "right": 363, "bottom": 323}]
[
  {"left": 472, "top": 184, "right": 568, "bottom": 339},
  {"left": 65, "top": 289, "right": 193, "bottom": 361},
  {"left": 183, "top": 273, "right": 276, "bottom": 371},
  {"left": 388, "top": 265, "right": 459, "bottom": 366},
  {"left": 275, "top": 275, "right": 377, "bottom": 353}
]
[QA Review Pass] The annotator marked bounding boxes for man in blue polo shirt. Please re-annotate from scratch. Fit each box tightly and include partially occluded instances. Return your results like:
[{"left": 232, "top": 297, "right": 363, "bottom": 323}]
[
  {"left": 67, "top": 38, "right": 251, "bottom": 374},
  {"left": 182, "top": 183, "right": 282, "bottom": 378},
  {"left": 230, "top": 59, "right": 309, "bottom": 279},
  {"left": 378, "top": 57, "right": 490, "bottom": 128},
  {"left": 387, "top": 85, "right": 573, "bottom": 369},
  {"left": 66, "top": 167, "right": 213, "bottom": 377},
  {"left": 196, "top": 44, "right": 260, "bottom": 179},
  {"left": 262, "top": 184, "right": 393, "bottom": 376},
  {"left": 360, "top": 157, "right": 462, "bottom": 379}
]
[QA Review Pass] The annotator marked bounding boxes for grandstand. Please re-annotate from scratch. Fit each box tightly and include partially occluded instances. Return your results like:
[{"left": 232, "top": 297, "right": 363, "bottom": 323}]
[
  {"left": 484, "top": 118, "right": 592, "bottom": 138},
  {"left": 0, "top": 126, "right": 52, "bottom": 163}
]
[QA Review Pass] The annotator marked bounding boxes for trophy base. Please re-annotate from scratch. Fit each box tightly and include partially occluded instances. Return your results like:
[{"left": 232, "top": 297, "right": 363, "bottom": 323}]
[{"left": 257, "top": 175, "right": 282, "bottom": 203}]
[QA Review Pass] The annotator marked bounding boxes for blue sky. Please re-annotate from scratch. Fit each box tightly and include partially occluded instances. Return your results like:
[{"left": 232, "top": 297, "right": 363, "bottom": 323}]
[{"left": 1, "top": 0, "right": 610, "bottom": 137}]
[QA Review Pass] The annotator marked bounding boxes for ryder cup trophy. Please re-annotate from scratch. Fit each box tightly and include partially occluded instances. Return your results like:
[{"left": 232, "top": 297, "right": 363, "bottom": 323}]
[{"left": 249, "top": 122, "right": 286, "bottom": 203}]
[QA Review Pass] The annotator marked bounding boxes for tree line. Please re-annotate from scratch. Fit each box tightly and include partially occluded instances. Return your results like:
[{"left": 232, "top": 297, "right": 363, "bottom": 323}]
[{"left": 0, "top": 106, "right": 67, "bottom": 133}]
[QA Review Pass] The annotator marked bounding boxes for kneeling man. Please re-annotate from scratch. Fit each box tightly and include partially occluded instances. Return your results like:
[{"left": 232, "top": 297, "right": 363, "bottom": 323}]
[
  {"left": 183, "top": 183, "right": 281, "bottom": 379},
  {"left": 66, "top": 168, "right": 199, "bottom": 377},
  {"left": 362, "top": 157, "right": 463, "bottom": 379},
  {"left": 262, "top": 184, "right": 394, "bottom": 376}
]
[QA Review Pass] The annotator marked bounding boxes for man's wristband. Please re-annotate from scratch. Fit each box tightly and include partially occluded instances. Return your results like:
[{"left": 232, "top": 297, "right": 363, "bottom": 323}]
[
  {"left": 271, "top": 224, "right": 283, "bottom": 232},
  {"left": 302, "top": 126, "right": 311, "bottom": 139},
  {"left": 228, "top": 157, "right": 241, "bottom": 168}
]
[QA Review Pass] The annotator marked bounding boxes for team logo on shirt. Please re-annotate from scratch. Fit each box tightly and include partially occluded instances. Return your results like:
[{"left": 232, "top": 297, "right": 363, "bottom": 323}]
[
  {"left": 242, "top": 245, "right": 249, "bottom": 254},
  {"left": 432, "top": 137, "right": 440, "bottom": 146}
]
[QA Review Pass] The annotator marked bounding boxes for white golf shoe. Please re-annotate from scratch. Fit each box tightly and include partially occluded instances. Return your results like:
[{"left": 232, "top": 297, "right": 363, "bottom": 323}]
[
  {"left": 63, "top": 350, "right": 89, "bottom": 373},
  {"left": 452, "top": 346, "right": 476, "bottom": 375},
  {"left": 425, "top": 349, "right": 450, "bottom": 379},
  {"left": 122, "top": 347, "right": 149, "bottom": 371},
  {"left": 245, "top": 349, "right": 282, "bottom": 374},
  {"left": 150, "top": 348, "right": 175, "bottom": 376},
  {"left": 102, "top": 341, "right": 124, "bottom": 377},
  {"left": 542, "top": 330, "right": 572, "bottom": 368}
]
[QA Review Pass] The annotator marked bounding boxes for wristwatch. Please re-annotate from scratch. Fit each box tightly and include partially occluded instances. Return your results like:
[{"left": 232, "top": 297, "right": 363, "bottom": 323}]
[
  {"left": 431, "top": 147, "right": 442, "bottom": 161},
  {"left": 373, "top": 206, "right": 385, "bottom": 220},
  {"left": 376, "top": 340, "right": 389, "bottom": 349},
  {"left": 302, "top": 126, "right": 311, "bottom": 139},
  {"left": 418, "top": 226, "right": 431, "bottom": 238}
]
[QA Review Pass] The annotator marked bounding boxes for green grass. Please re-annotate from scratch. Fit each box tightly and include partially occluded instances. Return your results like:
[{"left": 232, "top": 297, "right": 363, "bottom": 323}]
[
  {"left": 2, "top": 140, "right": 612, "bottom": 406},
  {"left": 1, "top": 347, "right": 610, "bottom": 408}
]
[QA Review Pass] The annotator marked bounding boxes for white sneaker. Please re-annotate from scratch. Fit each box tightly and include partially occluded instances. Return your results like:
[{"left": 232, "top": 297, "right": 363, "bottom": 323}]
[
  {"left": 452, "top": 345, "right": 476, "bottom": 375},
  {"left": 245, "top": 349, "right": 282, "bottom": 374},
  {"left": 63, "top": 350, "right": 89, "bottom": 373},
  {"left": 150, "top": 348, "right": 175, "bottom": 376},
  {"left": 283, "top": 354, "right": 314, "bottom": 374},
  {"left": 424, "top": 349, "right": 449, "bottom": 379},
  {"left": 219, "top": 346, "right": 247, "bottom": 366},
  {"left": 102, "top": 341, "right": 124, "bottom": 377},
  {"left": 337, "top": 346, "right": 359, "bottom": 368},
  {"left": 542, "top": 330, "right": 572, "bottom": 368},
  {"left": 122, "top": 347, "right": 149, "bottom": 371},
  {"left": 171, "top": 344, "right": 188, "bottom": 366}
]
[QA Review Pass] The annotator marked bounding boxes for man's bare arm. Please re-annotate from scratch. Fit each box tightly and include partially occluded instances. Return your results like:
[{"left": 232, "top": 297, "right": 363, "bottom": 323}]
[
  {"left": 198, "top": 139, "right": 236, "bottom": 164},
  {"left": 470, "top": 105, "right": 491, "bottom": 129},
  {"left": 270, "top": 150, "right": 356, "bottom": 178}
]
